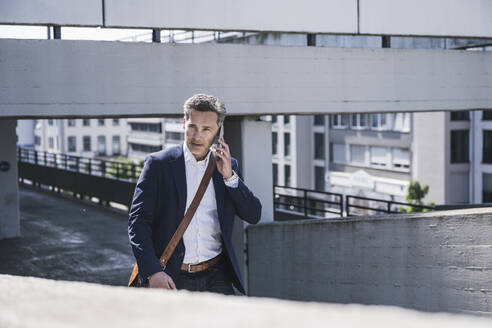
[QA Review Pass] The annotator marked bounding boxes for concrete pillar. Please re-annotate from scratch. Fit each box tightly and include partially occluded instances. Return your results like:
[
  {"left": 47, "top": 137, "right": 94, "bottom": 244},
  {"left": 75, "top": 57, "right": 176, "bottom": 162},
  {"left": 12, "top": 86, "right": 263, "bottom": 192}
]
[
  {"left": 224, "top": 116, "right": 273, "bottom": 294},
  {"left": 224, "top": 116, "right": 273, "bottom": 222},
  {"left": 412, "top": 112, "right": 447, "bottom": 204},
  {"left": 0, "top": 119, "right": 20, "bottom": 239}
]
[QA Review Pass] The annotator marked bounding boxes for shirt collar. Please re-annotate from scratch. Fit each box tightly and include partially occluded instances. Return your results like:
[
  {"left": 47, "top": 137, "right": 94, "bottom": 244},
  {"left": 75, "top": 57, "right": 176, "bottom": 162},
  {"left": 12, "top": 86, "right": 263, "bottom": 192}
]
[{"left": 183, "top": 142, "right": 211, "bottom": 168}]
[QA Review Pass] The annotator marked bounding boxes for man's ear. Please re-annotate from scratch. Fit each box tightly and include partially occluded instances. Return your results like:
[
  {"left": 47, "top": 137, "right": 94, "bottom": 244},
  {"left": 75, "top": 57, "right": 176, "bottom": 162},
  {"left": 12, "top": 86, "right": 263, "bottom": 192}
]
[{"left": 182, "top": 116, "right": 186, "bottom": 129}]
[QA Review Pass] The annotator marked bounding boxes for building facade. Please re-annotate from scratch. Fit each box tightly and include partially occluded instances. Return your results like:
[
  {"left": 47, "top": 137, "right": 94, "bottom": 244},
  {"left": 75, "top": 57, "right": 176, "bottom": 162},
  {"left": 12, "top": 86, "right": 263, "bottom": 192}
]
[{"left": 33, "top": 118, "right": 128, "bottom": 159}]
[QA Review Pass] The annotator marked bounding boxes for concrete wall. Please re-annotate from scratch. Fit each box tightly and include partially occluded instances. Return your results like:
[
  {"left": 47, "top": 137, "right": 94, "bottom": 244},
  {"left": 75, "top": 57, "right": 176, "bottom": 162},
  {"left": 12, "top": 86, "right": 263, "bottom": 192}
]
[
  {"left": 1, "top": 39, "right": 492, "bottom": 119},
  {"left": 247, "top": 208, "right": 492, "bottom": 314},
  {"left": 2, "top": 0, "right": 492, "bottom": 38},
  {"left": 0, "top": 120, "right": 20, "bottom": 239},
  {"left": 0, "top": 0, "right": 102, "bottom": 26},
  {"left": 2, "top": 274, "right": 492, "bottom": 328},
  {"left": 360, "top": 0, "right": 492, "bottom": 38},
  {"left": 105, "top": 0, "right": 357, "bottom": 34}
]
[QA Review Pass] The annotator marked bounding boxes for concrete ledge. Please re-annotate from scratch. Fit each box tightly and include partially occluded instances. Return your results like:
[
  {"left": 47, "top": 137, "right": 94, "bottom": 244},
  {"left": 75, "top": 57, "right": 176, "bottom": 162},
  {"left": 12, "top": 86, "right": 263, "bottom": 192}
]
[
  {"left": 247, "top": 208, "right": 492, "bottom": 313},
  {"left": 1, "top": 274, "right": 491, "bottom": 328},
  {"left": 249, "top": 207, "right": 492, "bottom": 229}
]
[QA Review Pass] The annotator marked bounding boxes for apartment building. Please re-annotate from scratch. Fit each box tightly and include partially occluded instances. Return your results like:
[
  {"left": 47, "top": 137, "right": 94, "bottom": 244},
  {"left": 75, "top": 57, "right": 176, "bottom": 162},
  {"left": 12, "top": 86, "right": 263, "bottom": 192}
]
[
  {"left": 33, "top": 118, "right": 128, "bottom": 158},
  {"left": 126, "top": 117, "right": 184, "bottom": 161}
]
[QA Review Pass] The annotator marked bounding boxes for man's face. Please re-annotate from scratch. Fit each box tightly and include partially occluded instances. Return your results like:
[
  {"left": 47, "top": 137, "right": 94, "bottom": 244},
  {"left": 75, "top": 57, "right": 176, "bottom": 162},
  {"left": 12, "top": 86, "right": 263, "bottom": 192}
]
[{"left": 183, "top": 109, "right": 220, "bottom": 161}]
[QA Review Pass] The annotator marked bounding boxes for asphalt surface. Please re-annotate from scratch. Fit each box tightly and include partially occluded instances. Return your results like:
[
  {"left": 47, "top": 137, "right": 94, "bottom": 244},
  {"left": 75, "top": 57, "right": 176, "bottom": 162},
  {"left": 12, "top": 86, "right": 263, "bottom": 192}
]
[{"left": 0, "top": 185, "right": 135, "bottom": 286}]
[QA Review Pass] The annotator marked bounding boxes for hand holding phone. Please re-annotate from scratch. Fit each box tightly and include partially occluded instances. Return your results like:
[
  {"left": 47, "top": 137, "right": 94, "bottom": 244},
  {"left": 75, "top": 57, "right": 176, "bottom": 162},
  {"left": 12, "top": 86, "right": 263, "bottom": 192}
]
[{"left": 210, "top": 125, "right": 223, "bottom": 153}]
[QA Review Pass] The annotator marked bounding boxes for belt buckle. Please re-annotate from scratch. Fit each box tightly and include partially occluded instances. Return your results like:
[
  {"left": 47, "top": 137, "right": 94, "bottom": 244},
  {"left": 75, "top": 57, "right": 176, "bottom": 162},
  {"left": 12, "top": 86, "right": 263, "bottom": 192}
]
[{"left": 187, "top": 263, "right": 192, "bottom": 273}]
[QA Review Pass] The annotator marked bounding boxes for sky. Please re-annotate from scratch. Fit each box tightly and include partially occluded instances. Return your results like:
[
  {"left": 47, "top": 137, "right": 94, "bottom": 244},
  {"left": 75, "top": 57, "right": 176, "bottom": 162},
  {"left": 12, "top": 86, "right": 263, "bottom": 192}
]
[{"left": 0, "top": 25, "right": 224, "bottom": 43}]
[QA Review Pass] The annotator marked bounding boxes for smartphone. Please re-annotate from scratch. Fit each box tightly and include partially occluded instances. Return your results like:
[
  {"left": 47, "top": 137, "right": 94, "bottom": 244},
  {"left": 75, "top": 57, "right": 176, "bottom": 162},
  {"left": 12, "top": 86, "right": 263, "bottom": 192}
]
[{"left": 210, "top": 125, "right": 223, "bottom": 153}]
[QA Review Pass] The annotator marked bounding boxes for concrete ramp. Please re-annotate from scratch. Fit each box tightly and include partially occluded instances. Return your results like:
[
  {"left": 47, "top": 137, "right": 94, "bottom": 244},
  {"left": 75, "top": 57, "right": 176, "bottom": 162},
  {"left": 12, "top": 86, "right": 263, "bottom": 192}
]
[{"left": 1, "top": 274, "right": 491, "bottom": 328}]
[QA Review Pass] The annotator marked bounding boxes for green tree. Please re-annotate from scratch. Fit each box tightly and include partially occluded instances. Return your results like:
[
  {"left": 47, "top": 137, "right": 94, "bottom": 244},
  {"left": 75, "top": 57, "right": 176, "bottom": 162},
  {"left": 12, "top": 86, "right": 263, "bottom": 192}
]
[
  {"left": 105, "top": 157, "right": 143, "bottom": 181},
  {"left": 400, "top": 181, "right": 434, "bottom": 213}
]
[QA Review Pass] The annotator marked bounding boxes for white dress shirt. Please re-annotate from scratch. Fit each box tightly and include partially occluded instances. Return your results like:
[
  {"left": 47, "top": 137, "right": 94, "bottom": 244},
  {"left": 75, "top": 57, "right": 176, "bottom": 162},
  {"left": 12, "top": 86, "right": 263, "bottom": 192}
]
[{"left": 182, "top": 143, "right": 238, "bottom": 265}]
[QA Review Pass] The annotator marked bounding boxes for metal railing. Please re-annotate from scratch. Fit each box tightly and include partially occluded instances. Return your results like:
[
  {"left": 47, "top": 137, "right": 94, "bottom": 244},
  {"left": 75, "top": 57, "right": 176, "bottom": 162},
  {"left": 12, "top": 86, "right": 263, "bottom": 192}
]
[
  {"left": 117, "top": 30, "right": 256, "bottom": 44},
  {"left": 274, "top": 185, "right": 436, "bottom": 220},
  {"left": 346, "top": 195, "right": 435, "bottom": 216},
  {"left": 273, "top": 185, "right": 344, "bottom": 220},
  {"left": 17, "top": 147, "right": 143, "bottom": 208},
  {"left": 18, "top": 148, "right": 143, "bottom": 182}
]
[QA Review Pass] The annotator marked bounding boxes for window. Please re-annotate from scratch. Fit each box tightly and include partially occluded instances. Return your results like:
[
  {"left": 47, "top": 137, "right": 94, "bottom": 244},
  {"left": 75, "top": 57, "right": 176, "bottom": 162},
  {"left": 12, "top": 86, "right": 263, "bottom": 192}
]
[
  {"left": 34, "top": 136, "right": 41, "bottom": 146},
  {"left": 285, "top": 165, "right": 291, "bottom": 187},
  {"left": 83, "top": 136, "right": 91, "bottom": 152},
  {"left": 314, "top": 115, "right": 325, "bottom": 126},
  {"left": 271, "top": 115, "right": 277, "bottom": 123},
  {"left": 112, "top": 118, "right": 120, "bottom": 126},
  {"left": 129, "top": 122, "right": 162, "bottom": 133},
  {"left": 450, "top": 111, "right": 469, "bottom": 121},
  {"left": 68, "top": 136, "right": 76, "bottom": 152},
  {"left": 483, "top": 130, "right": 492, "bottom": 164},
  {"left": 483, "top": 111, "right": 492, "bottom": 121},
  {"left": 83, "top": 119, "right": 91, "bottom": 127},
  {"left": 98, "top": 119, "right": 105, "bottom": 126},
  {"left": 351, "top": 114, "right": 368, "bottom": 129},
  {"left": 331, "top": 143, "right": 347, "bottom": 163},
  {"left": 371, "top": 113, "right": 390, "bottom": 130},
  {"left": 393, "top": 113, "right": 410, "bottom": 132},
  {"left": 483, "top": 173, "right": 492, "bottom": 202},
  {"left": 272, "top": 132, "right": 278, "bottom": 155},
  {"left": 272, "top": 163, "right": 278, "bottom": 186},
  {"left": 284, "top": 133, "right": 291, "bottom": 157},
  {"left": 166, "top": 131, "right": 184, "bottom": 142},
  {"left": 284, "top": 115, "right": 290, "bottom": 125},
  {"left": 130, "top": 143, "right": 162, "bottom": 153},
  {"left": 331, "top": 114, "right": 348, "bottom": 129},
  {"left": 370, "top": 146, "right": 389, "bottom": 167},
  {"left": 112, "top": 136, "right": 121, "bottom": 155},
  {"left": 350, "top": 145, "right": 366, "bottom": 164},
  {"left": 48, "top": 119, "right": 53, "bottom": 126},
  {"left": 67, "top": 119, "right": 76, "bottom": 127},
  {"left": 450, "top": 130, "right": 469, "bottom": 163},
  {"left": 48, "top": 137, "right": 54, "bottom": 149},
  {"left": 314, "top": 166, "right": 325, "bottom": 191},
  {"left": 314, "top": 133, "right": 325, "bottom": 160},
  {"left": 392, "top": 148, "right": 410, "bottom": 169},
  {"left": 97, "top": 136, "right": 106, "bottom": 156}
]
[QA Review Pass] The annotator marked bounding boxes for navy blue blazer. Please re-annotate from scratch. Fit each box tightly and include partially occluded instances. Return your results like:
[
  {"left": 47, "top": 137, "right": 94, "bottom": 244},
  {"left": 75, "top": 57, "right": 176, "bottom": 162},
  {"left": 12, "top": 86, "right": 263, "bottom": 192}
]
[{"left": 128, "top": 143, "right": 262, "bottom": 294}]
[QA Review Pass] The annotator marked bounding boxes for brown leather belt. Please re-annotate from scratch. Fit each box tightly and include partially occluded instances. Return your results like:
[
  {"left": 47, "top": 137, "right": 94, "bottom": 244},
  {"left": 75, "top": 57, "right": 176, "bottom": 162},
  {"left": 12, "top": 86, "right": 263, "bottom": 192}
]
[{"left": 181, "top": 253, "right": 223, "bottom": 273}]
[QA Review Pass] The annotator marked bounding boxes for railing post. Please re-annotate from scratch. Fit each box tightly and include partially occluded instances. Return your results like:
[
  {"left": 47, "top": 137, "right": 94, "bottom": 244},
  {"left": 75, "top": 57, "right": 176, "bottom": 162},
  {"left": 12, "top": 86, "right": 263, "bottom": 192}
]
[
  {"left": 272, "top": 185, "right": 276, "bottom": 221},
  {"left": 101, "top": 161, "right": 106, "bottom": 177},
  {"left": 345, "top": 196, "right": 350, "bottom": 217},
  {"left": 131, "top": 163, "right": 136, "bottom": 180},
  {"left": 44, "top": 151, "right": 47, "bottom": 166},
  {"left": 339, "top": 195, "right": 344, "bottom": 217},
  {"left": 116, "top": 163, "right": 120, "bottom": 180},
  {"left": 88, "top": 158, "right": 92, "bottom": 175},
  {"left": 76, "top": 157, "right": 79, "bottom": 173},
  {"left": 387, "top": 201, "right": 392, "bottom": 214},
  {"left": 304, "top": 190, "right": 308, "bottom": 218}
]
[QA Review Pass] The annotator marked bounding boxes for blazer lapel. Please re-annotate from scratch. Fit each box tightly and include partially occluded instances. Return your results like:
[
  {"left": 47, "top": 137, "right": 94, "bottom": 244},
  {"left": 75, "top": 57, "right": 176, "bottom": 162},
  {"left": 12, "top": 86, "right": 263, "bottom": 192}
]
[
  {"left": 170, "top": 145, "right": 187, "bottom": 222},
  {"left": 212, "top": 168, "right": 225, "bottom": 226}
]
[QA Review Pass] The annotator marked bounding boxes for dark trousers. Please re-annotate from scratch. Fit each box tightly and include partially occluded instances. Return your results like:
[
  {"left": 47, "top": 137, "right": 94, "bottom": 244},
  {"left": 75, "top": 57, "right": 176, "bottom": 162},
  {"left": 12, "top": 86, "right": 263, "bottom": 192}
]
[{"left": 176, "top": 255, "right": 236, "bottom": 295}]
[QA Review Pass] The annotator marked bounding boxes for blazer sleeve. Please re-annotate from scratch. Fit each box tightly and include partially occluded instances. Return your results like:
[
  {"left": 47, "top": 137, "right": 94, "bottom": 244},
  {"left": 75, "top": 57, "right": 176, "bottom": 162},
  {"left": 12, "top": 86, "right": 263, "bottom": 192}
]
[
  {"left": 225, "top": 158, "right": 262, "bottom": 224},
  {"left": 128, "top": 155, "right": 163, "bottom": 282}
]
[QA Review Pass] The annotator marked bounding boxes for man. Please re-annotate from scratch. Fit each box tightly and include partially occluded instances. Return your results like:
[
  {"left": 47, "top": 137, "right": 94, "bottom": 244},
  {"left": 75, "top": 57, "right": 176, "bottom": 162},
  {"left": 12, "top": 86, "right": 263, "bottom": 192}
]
[{"left": 128, "top": 94, "right": 262, "bottom": 295}]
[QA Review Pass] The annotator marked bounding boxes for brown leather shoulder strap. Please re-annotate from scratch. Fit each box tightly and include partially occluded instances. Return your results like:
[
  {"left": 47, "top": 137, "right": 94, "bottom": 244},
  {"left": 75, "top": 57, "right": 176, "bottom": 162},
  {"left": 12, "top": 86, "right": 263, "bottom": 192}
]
[{"left": 158, "top": 153, "right": 216, "bottom": 269}]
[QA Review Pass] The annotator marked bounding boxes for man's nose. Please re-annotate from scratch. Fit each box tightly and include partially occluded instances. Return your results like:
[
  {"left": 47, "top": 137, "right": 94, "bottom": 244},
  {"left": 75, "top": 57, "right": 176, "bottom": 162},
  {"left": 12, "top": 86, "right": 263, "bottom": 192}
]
[{"left": 191, "top": 129, "right": 202, "bottom": 140}]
